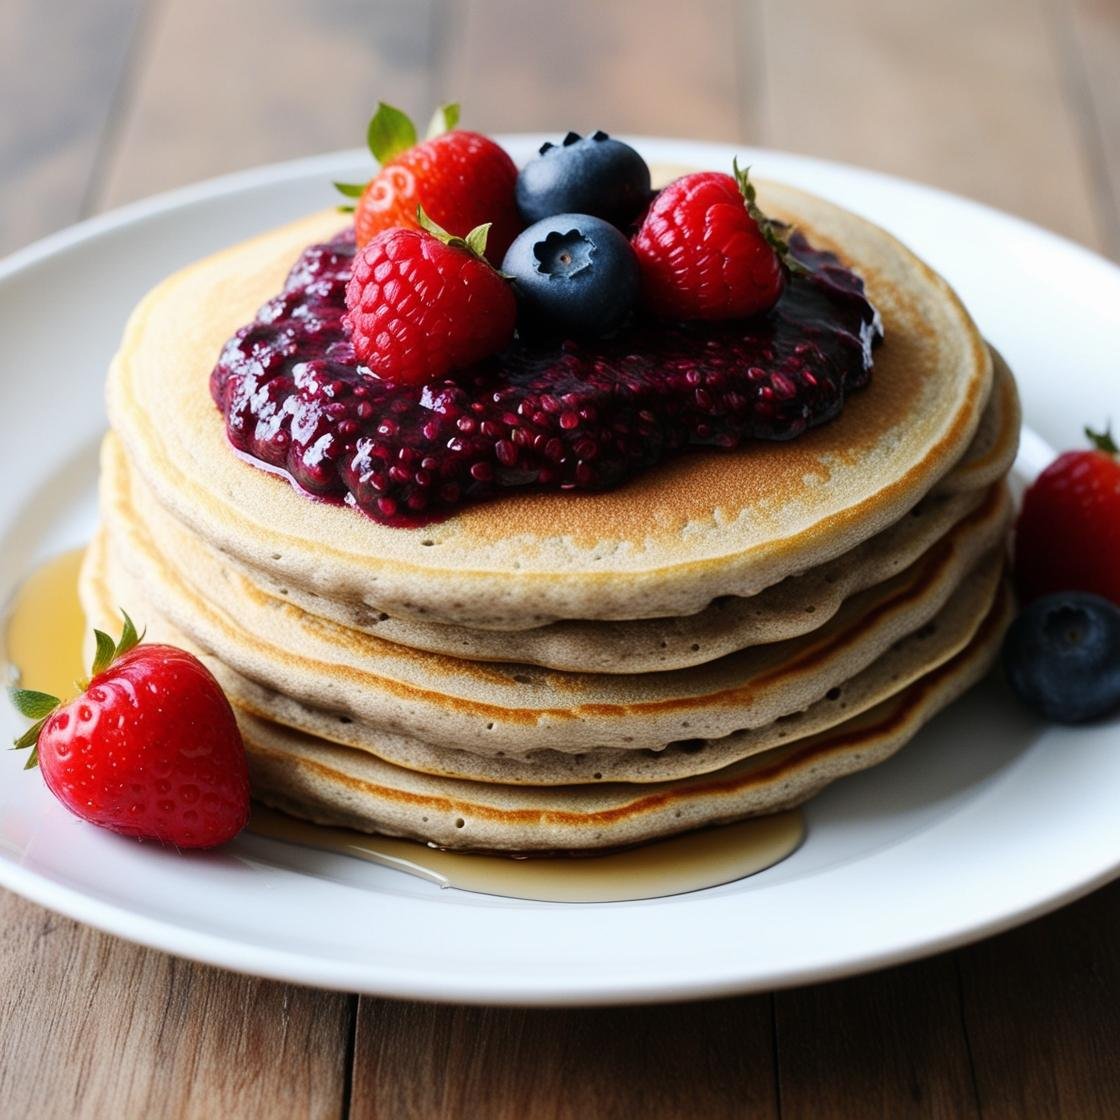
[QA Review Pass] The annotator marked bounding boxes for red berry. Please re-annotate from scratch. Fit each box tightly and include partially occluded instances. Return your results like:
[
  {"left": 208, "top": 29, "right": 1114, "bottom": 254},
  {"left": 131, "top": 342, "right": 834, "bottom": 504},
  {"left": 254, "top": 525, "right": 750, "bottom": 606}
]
[
  {"left": 632, "top": 167, "right": 785, "bottom": 321},
  {"left": 344, "top": 221, "right": 517, "bottom": 386},
  {"left": 1015, "top": 427, "right": 1120, "bottom": 606},
  {"left": 11, "top": 618, "right": 249, "bottom": 849},
  {"left": 354, "top": 130, "right": 521, "bottom": 261}
]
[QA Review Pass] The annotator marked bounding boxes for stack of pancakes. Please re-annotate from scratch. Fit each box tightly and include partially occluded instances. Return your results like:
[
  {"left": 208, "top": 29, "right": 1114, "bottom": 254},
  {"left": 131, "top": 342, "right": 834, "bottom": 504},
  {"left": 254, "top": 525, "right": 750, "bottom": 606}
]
[{"left": 81, "top": 179, "right": 1021, "bottom": 852}]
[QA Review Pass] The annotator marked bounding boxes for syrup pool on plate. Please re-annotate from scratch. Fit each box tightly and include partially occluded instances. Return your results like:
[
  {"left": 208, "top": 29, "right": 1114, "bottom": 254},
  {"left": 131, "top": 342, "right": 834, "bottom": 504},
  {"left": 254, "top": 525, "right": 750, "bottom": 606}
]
[
  {"left": 3, "top": 549, "right": 804, "bottom": 901},
  {"left": 3, "top": 548, "right": 88, "bottom": 697}
]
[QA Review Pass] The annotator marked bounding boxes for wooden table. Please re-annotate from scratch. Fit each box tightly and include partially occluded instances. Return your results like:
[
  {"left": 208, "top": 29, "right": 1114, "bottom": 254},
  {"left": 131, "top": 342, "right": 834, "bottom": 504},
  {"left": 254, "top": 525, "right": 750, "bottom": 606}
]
[{"left": 3, "top": 2, "right": 1119, "bottom": 1115}]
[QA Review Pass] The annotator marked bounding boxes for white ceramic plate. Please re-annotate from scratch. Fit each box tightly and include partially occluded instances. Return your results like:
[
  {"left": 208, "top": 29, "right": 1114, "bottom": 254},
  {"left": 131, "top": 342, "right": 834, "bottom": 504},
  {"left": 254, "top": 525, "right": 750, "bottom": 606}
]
[{"left": 1, "top": 139, "right": 1117, "bottom": 1006}]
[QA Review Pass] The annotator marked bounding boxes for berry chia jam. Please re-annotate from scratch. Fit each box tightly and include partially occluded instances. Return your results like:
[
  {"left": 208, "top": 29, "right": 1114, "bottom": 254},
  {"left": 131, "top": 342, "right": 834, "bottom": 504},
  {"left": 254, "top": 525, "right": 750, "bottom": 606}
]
[{"left": 210, "top": 229, "right": 882, "bottom": 527}]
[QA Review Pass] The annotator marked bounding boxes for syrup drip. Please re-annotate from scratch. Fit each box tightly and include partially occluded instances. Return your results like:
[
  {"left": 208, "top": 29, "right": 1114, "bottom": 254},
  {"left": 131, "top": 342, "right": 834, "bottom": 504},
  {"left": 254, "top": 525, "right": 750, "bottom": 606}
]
[
  {"left": 248, "top": 805, "right": 804, "bottom": 903},
  {"left": 3, "top": 548, "right": 805, "bottom": 901}
]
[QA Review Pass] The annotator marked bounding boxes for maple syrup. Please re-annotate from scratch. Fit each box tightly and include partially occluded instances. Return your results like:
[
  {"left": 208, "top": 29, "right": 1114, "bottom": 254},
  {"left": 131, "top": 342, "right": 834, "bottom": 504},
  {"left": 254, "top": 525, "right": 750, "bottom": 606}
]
[
  {"left": 3, "top": 548, "right": 88, "bottom": 696},
  {"left": 248, "top": 805, "right": 804, "bottom": 903},
  {"left": 3, "top": 548, "right": 805, "bottom": 901}
]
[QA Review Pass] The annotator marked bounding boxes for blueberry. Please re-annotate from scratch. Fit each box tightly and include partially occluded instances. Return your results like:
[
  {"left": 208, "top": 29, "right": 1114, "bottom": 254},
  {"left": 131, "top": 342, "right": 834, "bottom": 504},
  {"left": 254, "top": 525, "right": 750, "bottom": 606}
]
[
  {"left": 1002, "top": 592, "right": 1120, "bottom": 723},
  {"left": 502, "top": 214, "right": 639, "bottom": 337},
  {"left": 516, "top": 130, "right": 651, "bottom": 227}
]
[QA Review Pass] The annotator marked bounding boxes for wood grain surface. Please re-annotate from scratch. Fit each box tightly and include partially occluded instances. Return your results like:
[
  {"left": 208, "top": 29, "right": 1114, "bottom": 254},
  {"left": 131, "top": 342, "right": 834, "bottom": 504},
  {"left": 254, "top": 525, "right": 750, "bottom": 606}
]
[{"left": 2, "top": 1, "right": 1119, "bottom": 1117}]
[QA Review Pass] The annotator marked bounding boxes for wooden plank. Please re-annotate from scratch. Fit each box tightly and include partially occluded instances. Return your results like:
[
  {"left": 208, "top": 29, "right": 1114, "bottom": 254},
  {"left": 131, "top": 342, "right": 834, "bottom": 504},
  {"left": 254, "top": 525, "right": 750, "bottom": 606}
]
[
  {"left": 1063, "top": 0, "right": 1120, "bottom": 257},
  {"left": 758, "top": 0, "right": 1104, "bottom": 249},
  {"left": 958, "top": 880, "right": 1120, "bottom": 1119},
  {"left": 96, "top": 0, "right": 442, "bottom": 208},
  {"left": 0, "top": 891, "right": 352, "bottom": 1119},
  {"left": 774, "top": 956, "right": 979, "bottom": 1119},
  {"left": 445, "top": 0, "right": 749, "bottom": 141},
  {"left": 0, "top": 0, "right": 144, "bottom": 252},
  {"left": 349, "top": 996, "right": 777, "bottom": 1119}
]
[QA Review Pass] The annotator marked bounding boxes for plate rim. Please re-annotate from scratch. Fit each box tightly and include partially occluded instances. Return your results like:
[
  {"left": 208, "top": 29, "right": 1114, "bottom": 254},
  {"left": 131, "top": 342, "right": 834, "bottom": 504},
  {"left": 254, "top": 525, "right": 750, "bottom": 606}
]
[{"left": 1, "top": 842, "right": 1117, "bottom": 1007}]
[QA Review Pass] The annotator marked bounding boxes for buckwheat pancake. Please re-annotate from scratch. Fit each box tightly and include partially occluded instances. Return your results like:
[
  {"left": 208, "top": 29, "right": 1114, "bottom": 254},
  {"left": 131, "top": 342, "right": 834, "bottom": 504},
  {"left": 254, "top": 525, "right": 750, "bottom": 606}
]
[
  {"left": 80, "top": 527, "right": 1011, "bottom": 848},
  {"left": 212, "top": 588, "right": 1016, "bottom": 851},
  {"left": 82, "top": 525, "right": 1005, "bottom": 785},
  {"left": 132, "top": 450, "right": 991, "bottom": 672},
  {"left": 106, "top": 176, "right": 992, "bottom": 629},
  {"left": 117, "top": 352, "right": 1016, "bottom": 671},
  {"left": 88, "top": 455, "right": 1007, "bottom": 754}
]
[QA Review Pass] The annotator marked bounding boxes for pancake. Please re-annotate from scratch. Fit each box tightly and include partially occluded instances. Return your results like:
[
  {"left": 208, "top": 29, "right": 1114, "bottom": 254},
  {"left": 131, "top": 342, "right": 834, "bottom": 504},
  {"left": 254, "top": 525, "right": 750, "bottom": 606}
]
[
  {"left": 82, "top": 526, "right": 1004, "bottom": 785},
  {"left": 137, "top": 455, "right": 989, "bottom": 672},
  {"left": 80, "top": 525, "right": 1011, "bottom": 849},
  {"left": 89, "top": 453, "right": 1007, "bottom": 755},
  {"left": 106, "top": 176, "right": 993, "bottom": 629},
  {"left": 219, "top": 557, "right": 1007, "bottom": 785},
  {"left": 125, "top": 351, "right": 1016, "bottom": 672},
  {"left": 222, "top": 585, "right": 1015, "bottom": 851},
  {"left": 932, "top": 348, "right": 1020, "bottom": 495}
]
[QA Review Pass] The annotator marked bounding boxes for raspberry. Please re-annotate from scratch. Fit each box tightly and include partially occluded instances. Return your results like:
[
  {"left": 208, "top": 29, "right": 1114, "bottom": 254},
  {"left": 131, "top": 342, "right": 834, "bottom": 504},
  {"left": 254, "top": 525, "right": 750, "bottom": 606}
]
[
  {"left": 632, "top": 165, "right": 786, "bottom": 321},
  {"left": 343, "top": 218, "right": 517, "bottom": 386}
]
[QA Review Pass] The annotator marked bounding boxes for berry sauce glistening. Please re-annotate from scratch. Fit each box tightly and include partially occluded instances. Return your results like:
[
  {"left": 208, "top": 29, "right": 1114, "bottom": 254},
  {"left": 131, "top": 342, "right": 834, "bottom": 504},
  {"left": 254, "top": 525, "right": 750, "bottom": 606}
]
[{"left": 210, "top": 229, "right": 882, "bottom": 527}]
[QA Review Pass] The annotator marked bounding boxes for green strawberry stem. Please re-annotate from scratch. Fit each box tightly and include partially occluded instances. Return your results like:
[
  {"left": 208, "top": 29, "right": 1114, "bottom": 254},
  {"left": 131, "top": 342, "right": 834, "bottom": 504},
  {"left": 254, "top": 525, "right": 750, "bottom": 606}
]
[
  {"left": 8, "top": 609, "right": 144, "bottom": 770},
  {"left": 425, "top": 102, "right": 460, "bottom": 141},
  {"left": 368, "top": 101, "right": 417, "bottom": 163},
  {"left": 1086, "top": 424, "right": 1118, "bottom": 455},
  {"left": 416, "top": 206, "right": 497, "bottom": 268},
  {"left": 335, "top": 101, "right": 463, "bottom": 208},
  {"left": 332, "top": 181, "right": 365, "bottom": 198},
  {"left": 332, "top": 179, "right": 364, "bottom": 214},
  {"left": 732, "top": 158, "right": 807, "bottom": 276}
]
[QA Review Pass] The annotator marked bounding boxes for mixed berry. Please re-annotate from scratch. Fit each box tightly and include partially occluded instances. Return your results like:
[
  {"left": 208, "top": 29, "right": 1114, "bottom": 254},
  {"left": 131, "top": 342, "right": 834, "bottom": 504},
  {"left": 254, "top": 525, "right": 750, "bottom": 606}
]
[
  {"left": 345, "top": 211, "right": 517, "bottom": 387},
  {"left": 515, "top": 130, "right": 651, "bottom": 226},
  {"left": 633, "top": 163, "right": 790, "bottom": 321},
  {"left": 1004, "top": 426, "right": 1120, "bottom": 723},
  {"left": 337, "top": 103, "right": 521, "bottom": 262},
  {"left": 1014, "top": 427, "right": 1120, "bottom": 607},
  {"left": 1003, "top": 592, "right": 1120, "bottom": 723},
  {"left": 502, "top": 213, "right": 639, "bottom": 336},
  {"left": 212, "top": 104, "right": 883, "bottom": 526},
  {"left": 10, "top": 614, "right": 250, "bottom": 848}
]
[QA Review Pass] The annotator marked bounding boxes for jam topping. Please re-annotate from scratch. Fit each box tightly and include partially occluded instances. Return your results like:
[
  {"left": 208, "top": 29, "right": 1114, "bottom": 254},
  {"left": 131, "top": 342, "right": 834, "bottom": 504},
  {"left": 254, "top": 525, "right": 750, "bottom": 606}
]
[{"left": 210, "top": 229, "right": 882, "bottom": 527}]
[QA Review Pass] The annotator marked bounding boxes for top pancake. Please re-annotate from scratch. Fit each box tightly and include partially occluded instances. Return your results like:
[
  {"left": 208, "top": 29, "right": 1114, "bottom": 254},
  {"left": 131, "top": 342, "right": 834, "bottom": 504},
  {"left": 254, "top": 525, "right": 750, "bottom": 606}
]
[{"left": 107, "top": 175, "right": 992, "bottom": 627}]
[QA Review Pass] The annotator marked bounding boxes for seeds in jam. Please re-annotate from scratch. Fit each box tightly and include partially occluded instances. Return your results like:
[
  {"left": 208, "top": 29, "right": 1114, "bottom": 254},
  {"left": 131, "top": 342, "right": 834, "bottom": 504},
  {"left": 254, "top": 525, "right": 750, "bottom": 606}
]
[{"left": 210, "top": 230, "right": 882, "bottom": 527}]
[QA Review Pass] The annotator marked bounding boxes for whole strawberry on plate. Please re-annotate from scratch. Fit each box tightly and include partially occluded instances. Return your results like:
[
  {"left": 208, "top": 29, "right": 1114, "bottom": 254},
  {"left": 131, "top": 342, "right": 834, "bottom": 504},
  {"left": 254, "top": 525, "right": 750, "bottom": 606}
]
[
  {"left": 1015, "top": 425, "right": 1120, "bottom": 606},
  {"left": 10, "top": 613, "right": 250, "bottom": 849},
  {"left": 335, "top": 102, "right": 521, "bottom": 262},
  {"left": 632, "top": 160, "right": 796, "bottom": 321}
]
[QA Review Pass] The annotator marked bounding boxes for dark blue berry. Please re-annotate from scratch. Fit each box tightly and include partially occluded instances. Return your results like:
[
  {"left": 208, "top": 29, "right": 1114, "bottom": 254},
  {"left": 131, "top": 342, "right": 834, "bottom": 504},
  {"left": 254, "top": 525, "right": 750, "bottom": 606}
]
[
  {"left": 501, "top": 214, "right": 639, "bottom": 337},
  {"left": 516, "top": 131, "right": 651, "bottom": 226},
  {"left": 1002, "top": 592, "right": 1120, "bottom": 723}
]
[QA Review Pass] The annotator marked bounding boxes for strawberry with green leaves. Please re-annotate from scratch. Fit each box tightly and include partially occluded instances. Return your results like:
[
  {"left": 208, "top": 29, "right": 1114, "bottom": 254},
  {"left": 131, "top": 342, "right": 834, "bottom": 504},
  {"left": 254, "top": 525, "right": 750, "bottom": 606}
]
[
  {"left": 336, "top": 102, "right": 522, "bottom": 262},
  {"left": 10, "top": 613, "right": 250, "bottom": 849}
]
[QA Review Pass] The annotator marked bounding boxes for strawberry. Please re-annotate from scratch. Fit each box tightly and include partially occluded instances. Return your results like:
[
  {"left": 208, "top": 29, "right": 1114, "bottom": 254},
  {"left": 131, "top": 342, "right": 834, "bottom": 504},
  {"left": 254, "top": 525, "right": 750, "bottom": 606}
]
[
  {"left": 1015, "top": 426, "right": 1120, "bottom": 606},
  {"left": 9, "top": 613, "right": 250, "bottom": 849},
  {"left": 335, "top": 102, "right": 521, "bottom": 262},
  {"left": 344, "top": 209, "right": 517, "bottom": 386},
  {"left": 631, "top": 161, "right": 795, "bottom": 321}
]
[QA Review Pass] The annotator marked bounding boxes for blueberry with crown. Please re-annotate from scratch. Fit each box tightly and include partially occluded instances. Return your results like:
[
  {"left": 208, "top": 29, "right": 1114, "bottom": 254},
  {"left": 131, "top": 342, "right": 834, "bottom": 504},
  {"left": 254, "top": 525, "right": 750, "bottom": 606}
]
[
  {"left": 502, "top": 213, "right": 640, "bottom": 336},
  {"left": 516, "top": 130, "right": 651, "bottom": 227}
]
